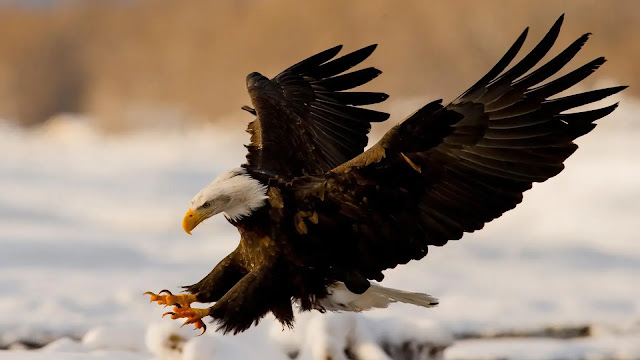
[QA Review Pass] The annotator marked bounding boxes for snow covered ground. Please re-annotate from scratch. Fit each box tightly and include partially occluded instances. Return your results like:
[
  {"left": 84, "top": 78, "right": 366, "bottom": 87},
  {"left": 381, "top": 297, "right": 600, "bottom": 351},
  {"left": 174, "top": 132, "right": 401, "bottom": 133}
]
[{"left": 0, "top": 92, "right": 638, "bottom": 359}]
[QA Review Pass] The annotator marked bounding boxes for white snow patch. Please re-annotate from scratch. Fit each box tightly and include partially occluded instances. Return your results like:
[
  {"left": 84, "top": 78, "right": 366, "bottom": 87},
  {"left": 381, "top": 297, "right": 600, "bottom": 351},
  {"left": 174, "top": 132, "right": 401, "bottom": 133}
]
[
  {"left": 1, "top": 350, "right": 150, "bottom": 360},
  {"left": 446, "top": 332, "right": 640, "bottom": 360},
  {"left": 82, "top": 324, "right": 146, "bottom": 352},
  {"left": 182, "top": 332, "right": 289, "bottom": 360},
  {"left": 40, "top": 337, "right": 86, "bottom": 353},
  {"left": 270, "top": 312, "right": 451, "bottom": 360},
  {"left": 145, "top": 321, "right": 194, "bottom": 360}
]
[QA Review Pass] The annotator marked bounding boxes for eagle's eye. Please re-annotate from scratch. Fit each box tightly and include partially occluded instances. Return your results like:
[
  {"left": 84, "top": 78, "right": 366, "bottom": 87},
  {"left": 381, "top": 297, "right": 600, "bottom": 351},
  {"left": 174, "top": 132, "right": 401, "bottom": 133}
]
[{"left": 202, "top": 202, "right": 211, "bottom": 209}]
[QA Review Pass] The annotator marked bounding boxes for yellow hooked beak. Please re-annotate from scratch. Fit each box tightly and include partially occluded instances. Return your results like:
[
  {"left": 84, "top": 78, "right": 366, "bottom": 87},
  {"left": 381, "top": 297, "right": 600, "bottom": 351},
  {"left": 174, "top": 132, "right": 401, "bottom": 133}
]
[{"left": 182, "top": 208, "right": 203, "bottom": 235}]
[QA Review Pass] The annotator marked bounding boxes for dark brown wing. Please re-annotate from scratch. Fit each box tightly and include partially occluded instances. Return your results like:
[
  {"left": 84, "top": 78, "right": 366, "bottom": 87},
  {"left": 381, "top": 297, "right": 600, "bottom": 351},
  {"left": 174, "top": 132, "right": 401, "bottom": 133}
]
[
  {"left": 243, "top": 45, "right": 389, "bottom": 180},
  {"left": 290, "top": 15, "right": 626, "bottom": 283}
]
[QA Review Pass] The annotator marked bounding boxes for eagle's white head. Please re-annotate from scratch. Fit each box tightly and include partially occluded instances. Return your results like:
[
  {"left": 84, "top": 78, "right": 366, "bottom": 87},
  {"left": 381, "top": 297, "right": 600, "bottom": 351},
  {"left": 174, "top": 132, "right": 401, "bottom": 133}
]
[{"left": 182, "top": 168, "right": 269, "bottom": 234}]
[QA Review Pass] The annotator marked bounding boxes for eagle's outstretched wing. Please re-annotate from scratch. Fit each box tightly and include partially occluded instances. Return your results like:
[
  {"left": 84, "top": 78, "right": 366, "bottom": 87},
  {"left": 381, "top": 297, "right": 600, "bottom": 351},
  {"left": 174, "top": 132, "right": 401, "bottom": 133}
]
[
  {"left": 291, "top": 15, "right": 626, "bottom": 284},
  {"left": 243, "top": 45, "right": 389, "bottom": 180}
]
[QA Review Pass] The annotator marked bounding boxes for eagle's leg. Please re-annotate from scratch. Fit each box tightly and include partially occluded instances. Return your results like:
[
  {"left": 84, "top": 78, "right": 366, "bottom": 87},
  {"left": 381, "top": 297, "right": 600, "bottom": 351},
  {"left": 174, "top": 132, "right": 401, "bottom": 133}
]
[
  {"left": 208, "top": 264, "right": 294, "bottom": 335},
  {"left": 144, "top": 250, "right": 246, "bottom": 311},
  {"left": 182, "top": 250, "right": 247, "bottom": 303}
]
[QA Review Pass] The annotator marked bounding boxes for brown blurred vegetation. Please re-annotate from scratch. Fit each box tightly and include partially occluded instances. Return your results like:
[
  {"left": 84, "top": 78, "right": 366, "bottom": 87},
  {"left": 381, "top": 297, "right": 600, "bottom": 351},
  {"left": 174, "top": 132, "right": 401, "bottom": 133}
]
[{"left": 0, "top": 0, "right": 638, "bottom": 128}]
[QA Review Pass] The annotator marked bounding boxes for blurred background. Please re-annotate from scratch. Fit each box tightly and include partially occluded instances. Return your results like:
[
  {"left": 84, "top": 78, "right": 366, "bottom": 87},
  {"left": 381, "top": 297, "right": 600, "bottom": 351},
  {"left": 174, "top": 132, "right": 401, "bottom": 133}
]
[
  {"left": 1, "top": 1, "right": 638, "bottom": 360},
  {"left": 0, "top": 0, "right": 638, "bottom": 128}
]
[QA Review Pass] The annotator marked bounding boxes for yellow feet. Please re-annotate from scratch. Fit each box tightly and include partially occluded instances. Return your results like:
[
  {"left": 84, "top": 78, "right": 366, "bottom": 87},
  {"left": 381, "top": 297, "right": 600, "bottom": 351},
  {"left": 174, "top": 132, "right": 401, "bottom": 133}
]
[
  {"left": 144, "top": 289, "right": 197, "bottom": 308},
  {"left": 163, "top": 307, "right": 209, "bottom": 335},
  {"left": 144, "top": 290, "right": 208, "bottom": 335}
]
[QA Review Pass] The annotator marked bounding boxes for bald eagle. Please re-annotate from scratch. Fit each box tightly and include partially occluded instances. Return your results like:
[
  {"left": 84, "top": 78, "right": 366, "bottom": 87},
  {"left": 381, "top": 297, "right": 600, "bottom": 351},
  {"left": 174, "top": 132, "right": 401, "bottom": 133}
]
[{"left": 145, "top": 15, "right": 625, "bottom": 334}]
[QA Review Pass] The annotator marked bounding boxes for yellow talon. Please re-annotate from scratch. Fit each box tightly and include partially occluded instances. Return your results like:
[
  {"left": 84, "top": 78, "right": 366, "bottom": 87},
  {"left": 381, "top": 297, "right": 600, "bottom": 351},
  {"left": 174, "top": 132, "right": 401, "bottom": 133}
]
[
  {"left": 166, "top": 307, "right": 209, "bottom": 335},
  {"left": 145, "top": 290, "right": 207, "bottom": 334},
  {"left": 144, "top": 291, "right": 197, "bottom": 308}
]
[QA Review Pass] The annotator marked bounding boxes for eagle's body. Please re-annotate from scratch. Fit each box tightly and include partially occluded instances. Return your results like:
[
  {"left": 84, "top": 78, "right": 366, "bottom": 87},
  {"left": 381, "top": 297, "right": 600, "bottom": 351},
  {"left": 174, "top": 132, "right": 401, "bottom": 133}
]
[
  {"left": 147, "top": 15, "right": 625, "bottom": 334},
  {"left": 180, "top": 169, "right": 440, "bottom": 333}
]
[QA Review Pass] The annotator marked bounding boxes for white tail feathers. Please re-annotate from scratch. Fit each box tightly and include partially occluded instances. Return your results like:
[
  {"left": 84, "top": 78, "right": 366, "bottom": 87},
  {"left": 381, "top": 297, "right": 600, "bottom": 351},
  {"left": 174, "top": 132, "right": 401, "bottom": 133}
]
[{"left": 318, "top": 282, "right": 438, "bottom": 312}]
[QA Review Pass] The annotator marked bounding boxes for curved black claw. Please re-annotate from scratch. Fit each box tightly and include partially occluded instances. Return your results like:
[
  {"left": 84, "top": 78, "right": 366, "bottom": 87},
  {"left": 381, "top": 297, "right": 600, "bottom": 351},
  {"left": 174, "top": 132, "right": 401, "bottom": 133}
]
[
  {"left": 180, "top": 319, "right": 207, "bottom": 336},
  {"left": 197, "top": 323, "right": 207, "bottom": 336},
  {"left": 159, "top": 289, "right": 173, "bottom": 296},
  {"left": 162, "top": 311, "right": 175, "bottom": 318}
]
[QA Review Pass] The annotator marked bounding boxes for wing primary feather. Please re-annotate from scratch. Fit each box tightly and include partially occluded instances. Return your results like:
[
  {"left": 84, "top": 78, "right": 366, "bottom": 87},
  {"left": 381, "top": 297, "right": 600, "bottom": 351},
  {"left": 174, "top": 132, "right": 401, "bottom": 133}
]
[
  {"left": 476, "top": 133, "right": 583, "bottom": 149},
  {"left": 310, "top": 114, "right": 363, "bottom": 145},
  {"left": 314, "top": 135, "right": 346, "bottom": 165},
  {"left": 315, "top": 91, "right": 389, "bottom": 105},
  {"left": 454, "top": 27, "right": 529, "bottom": 102},
  {"left": 310, "top": 102, "right": 361, "bottom": 122},
  {"left": 485, "top": 15, "right": 564, "bottom": 90},
  {"left": 489, "top": 113, "right": 555, "bottom": 129},
  {"left": 464, "top": 147, "right": 571, "bottom": 165},
  {"left": 306, "top": 127, "right": 346, "bottom": 167},
  {"left": 312, "top": 125, "right": 365, "bottom": 150},
  {"left": 448, "top": 166, "right": 533, "bottom": 193},
  {"left": 488, "top": 57, "right": 608, "bottom": 116},
  {"left": 525, "top": 57, "right": 606, "bottom": 99},
  {"left": 555, "top": 102, "right": 619, "bottom": 123},
  {"left": 314, "top": 67, "right": 382, "bottom": 91},
  {"left": 487, "top": 103, "right": 616, "bottom": 130},
  {"left": 309, "top": 104, "right": 371, "bottom": 130},
  {"left": 459, "top": 158, "right": 545, "bottom": 182},
  {"left": 542, "top": 86, "right": 627, "bottom": 113},
  {"left": 459, "top": 151, "right": 564, "bottom": 179},
  {"left": 513, "top": 33, "right": 591, "bottom": 88},
  {"left": 313, "top": 99, "right": 390, "bottom": 122},
  {"left": 483, "top": 122, "right": 557, "bottom": 140},
  {"left": 477, "top": 16, "right": 565, "bottom": 105},
  {"left": 314, "top": 45, "right": 378, "bottom": 79},
  {"left": 285, "top": 45, "right": 343, "bottom": 74}
]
